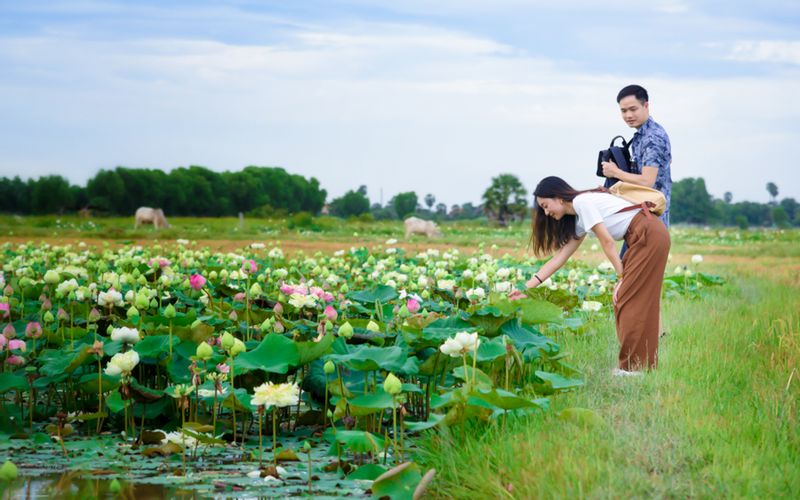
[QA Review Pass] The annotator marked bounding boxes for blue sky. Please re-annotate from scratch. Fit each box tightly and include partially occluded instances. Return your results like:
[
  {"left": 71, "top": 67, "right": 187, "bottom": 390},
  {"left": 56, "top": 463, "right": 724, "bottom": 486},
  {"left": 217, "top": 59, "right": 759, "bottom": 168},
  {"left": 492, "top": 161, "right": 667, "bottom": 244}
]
[{"left": 1, "top": 0, "right": 799, "bottom": 206}]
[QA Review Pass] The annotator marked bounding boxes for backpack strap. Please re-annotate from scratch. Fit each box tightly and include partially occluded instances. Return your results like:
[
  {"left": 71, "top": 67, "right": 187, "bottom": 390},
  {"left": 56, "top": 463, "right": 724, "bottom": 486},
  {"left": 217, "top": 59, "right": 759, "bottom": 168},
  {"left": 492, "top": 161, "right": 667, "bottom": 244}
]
[{"left": 615, "top": 201, "right": 655, "bottom": 219}]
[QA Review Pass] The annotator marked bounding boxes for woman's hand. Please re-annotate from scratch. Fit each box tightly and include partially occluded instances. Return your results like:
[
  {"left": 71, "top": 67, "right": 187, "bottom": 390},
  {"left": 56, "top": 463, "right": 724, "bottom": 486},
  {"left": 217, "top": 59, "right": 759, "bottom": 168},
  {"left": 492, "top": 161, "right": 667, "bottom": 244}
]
[
  {"left": 507, "top": 290, "right": 527, "bottom": 301},
  {"left": 525, "top": 276, "right": 541, "bottom": 288},
  {"left": 613, "top": 278, "right": 623, "bottom": 305}
]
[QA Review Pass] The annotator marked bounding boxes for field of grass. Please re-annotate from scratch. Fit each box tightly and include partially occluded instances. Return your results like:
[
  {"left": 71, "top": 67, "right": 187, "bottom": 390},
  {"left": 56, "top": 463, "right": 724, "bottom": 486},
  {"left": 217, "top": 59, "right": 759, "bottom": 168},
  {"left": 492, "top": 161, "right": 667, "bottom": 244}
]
[{"left": 416, "top": 244, "right": 800, "bottom": 498}]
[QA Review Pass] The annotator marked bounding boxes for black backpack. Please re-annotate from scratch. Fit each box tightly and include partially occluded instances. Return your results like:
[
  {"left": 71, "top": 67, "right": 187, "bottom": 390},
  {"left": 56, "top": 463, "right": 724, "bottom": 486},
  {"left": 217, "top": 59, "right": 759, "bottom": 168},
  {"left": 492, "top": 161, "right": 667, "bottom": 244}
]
[{"left": 596, "top": 135, "right": 633, "bottom": 188}]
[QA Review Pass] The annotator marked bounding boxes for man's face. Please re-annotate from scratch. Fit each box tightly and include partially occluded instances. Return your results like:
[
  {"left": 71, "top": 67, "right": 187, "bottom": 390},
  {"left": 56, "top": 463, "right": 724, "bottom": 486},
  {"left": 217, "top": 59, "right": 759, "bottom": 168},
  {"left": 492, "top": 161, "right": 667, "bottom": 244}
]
[{"left": 618, "top": 95, "right": 649, "bottom": 128}]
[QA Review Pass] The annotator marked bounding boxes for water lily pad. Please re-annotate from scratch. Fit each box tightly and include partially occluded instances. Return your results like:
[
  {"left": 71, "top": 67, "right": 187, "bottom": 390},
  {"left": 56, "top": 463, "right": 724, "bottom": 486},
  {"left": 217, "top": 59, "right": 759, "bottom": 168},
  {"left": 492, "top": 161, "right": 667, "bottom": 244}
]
[{"left": 235, "top": 334, "right": 300, "bottom": 375}]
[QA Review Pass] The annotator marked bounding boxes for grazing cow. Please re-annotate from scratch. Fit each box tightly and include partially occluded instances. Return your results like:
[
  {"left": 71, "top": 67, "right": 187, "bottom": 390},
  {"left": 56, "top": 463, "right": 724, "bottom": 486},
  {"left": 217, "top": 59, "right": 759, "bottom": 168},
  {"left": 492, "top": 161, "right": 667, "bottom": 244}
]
[
  {"left": 404, "top": 217, "right": 442, "bottom": 239},
  {"left": 134, "top": 207, "right": 170, "bottom": 229}
]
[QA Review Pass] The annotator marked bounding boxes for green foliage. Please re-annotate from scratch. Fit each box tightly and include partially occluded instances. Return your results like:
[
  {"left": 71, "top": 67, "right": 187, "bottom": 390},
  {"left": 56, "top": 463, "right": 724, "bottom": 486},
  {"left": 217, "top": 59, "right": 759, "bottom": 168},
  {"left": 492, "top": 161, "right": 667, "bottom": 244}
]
[
  {"left": 329, "top": 186, "right": 370, "bottom": 217},
  {"left": 482, "top": 174, "right": 527, "bottom": 226},
  {"left": 390, "top": 191, "right": 418, "bottom": 219}
]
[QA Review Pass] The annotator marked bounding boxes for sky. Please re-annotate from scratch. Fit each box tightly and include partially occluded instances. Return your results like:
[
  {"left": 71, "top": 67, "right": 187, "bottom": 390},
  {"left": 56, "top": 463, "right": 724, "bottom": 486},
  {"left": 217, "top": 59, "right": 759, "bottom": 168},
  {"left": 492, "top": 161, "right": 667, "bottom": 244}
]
[{"left": 1, "top": 0, "right": 799, "bottom": 207}]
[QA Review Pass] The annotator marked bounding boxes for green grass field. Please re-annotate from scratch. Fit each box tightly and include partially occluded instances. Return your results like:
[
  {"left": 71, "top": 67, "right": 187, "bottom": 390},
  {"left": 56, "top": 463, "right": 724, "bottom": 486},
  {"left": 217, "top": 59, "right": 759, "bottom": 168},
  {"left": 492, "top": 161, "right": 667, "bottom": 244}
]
[{"left": 417, "top": 246, "right": 800, "bottom": 498}]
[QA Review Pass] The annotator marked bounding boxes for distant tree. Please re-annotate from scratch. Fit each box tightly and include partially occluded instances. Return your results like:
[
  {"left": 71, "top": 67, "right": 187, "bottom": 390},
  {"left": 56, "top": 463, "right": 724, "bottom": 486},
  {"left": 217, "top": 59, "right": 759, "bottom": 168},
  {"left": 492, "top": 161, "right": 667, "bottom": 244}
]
[
  {"left": 329, "top": 187, "right": 370, "bottom": 217},
  {"left": 772, "top": 206, "right": 790, "bottom": 228},
  {"left": 482, "top": 174, "right": 527, "bottom": 226},
  {"left": 779, "top": 198, "right": 799, "bottom": 226},
  {"left": 724, "top": 191, "right": 733, "bottom": 204},
  {"left": 390, "top": 192, "right": 418, "bottom": 219},
  {"left": 30, "top": 176, "right": 75, "bottom": 214},
  {"left": 671, "top": 178, "right": 715, "bottom": 224},
  {"left": 424, "top": 193, "right": 436, "bottom": 210},
  {"left": 435, "top": 202, "right": 447, "bottom": 216},
  {"left": 766, "top": 182, "right": 778, "bottom": 204}
]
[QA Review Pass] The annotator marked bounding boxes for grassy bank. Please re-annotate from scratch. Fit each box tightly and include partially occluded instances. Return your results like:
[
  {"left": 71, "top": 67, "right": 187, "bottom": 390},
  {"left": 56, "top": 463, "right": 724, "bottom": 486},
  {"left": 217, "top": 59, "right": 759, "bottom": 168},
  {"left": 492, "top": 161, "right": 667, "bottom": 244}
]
[{"left": 417, "top": 260, "right": 800, "bottom": 498}]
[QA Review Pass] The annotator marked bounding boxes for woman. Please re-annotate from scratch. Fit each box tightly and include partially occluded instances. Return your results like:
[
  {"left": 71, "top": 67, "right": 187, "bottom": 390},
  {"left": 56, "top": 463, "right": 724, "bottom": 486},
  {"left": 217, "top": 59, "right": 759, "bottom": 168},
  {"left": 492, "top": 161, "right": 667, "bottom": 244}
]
[{"left": 524, "top": 176, "right": 670, "bottom": 374}]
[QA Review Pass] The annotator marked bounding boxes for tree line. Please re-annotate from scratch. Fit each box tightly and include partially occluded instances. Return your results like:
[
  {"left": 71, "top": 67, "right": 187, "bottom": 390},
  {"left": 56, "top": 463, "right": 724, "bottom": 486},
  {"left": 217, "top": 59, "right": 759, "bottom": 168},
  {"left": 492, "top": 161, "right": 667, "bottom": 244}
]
[
  {"left": 0, "top": 167, "right": 796, "bottom": 228},
  {"left": 0, "top": 166, "right": 326, "bottom": 216}
]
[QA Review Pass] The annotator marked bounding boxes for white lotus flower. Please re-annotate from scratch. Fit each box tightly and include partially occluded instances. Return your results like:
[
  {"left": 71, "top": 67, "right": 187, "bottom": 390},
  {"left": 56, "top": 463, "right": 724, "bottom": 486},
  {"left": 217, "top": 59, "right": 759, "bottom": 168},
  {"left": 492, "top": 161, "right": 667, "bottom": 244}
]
[
  {"left": 104, "top": 350, "right": 140, "bottom": 376},
  {"left": 111, "top": 327, "right": 140, "bottom": 344},
  {"left": 289, "top": 293, "right": 317, "bottom": 309},
  {"left": 493, "top": 281, "right": 511, "bottom": 293},
  {"left": 268, "top": 248, "right": 284, "bottom": 259},
  {"left": 465, "top": 288, "right": 485, "bottom": 299},
  {"left": 97, "top": 289, "right": 124, "bottom": 307},
  {"left": 251, "top": 382, "right": 300, "bottom": 408},
  {"left": 581, "top": 301, "right": 603, "bottom": 312},
  {"left": 437, "top": 279, "right": 456, "bottom": 291},
  {"left": 439, "top": 331, "right": 480, "bottom": 357},
  {"left": 496, "top": 268, "right": 511, "bottom": 279},
  {"left": 691, "top": 254, "right": 703, "bottom": 264}
]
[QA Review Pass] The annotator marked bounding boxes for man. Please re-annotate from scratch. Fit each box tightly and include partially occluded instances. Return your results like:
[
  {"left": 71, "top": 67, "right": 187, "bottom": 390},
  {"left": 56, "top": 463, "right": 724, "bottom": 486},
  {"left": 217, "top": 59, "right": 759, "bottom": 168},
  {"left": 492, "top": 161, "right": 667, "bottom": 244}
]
[{"left": 601, "top": 84, "right": 672, "bottom": 227}]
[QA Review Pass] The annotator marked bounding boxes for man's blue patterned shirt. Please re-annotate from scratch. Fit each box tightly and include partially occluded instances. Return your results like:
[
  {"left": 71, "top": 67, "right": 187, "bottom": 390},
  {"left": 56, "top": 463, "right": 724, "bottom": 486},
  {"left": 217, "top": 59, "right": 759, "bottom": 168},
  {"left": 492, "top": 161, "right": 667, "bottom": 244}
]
[{"left": 630, "top": 117, "right": 672, "bottom": 226}]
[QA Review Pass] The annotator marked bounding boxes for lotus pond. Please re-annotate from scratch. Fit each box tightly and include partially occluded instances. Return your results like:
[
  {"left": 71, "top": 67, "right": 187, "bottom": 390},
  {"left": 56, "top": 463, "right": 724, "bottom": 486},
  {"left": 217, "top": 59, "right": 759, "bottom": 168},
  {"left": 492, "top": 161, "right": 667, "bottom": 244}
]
[{"left": 0, "top": 239, "right": 722, "bottom": 497}]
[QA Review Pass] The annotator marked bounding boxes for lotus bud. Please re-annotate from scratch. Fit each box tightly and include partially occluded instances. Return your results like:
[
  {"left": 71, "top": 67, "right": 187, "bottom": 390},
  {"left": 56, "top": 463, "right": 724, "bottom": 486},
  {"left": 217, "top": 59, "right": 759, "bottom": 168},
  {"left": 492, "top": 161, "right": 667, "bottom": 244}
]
[
  {"left": 338, "top": 321, "right": 354, "bottom": 339},
  {"left": 57, "top": 308, "right": 69, "bottom": 322},
  {"left": 406, "top": 298, "right": 420, "bottom": 314},
  {"left": 273, "top": 321, "right": 285, "bottom": 333},
  {"left": 5, "top": 355, "right": 25, "bottom": 366},
  {"left": 2, "top": 324, "right": 15, "bottom": 339},
  {"left": 3, "top": 285, "right": 12, "bottom": 297},
  {"left": 383, "top": 373, "right": 402, "bottom": 395},
  {"left": 323, "top": 360, "right": 335, "bottom": 374},
  {"left": 324, "top": 305, "right": 338, "bottom": 322},
  {"left": 24, "top": 322, "right": 42, "bottom": 339},
  {"left": 43, "top": 270, "right": 60, "bottom": 284},
  {"left": 273, "top": 302, "right": 283, "bottom": 315},
  {"left": 325, "top": 320, "right": 333, "bottom": 333},
  {"left": 366, "top": 320, "right": 380, "bottom": 333},
  {"left": 67, "top": 291, "right": 76, "bottom": 301},
  {"left": 88, "top": 307, "right": 102, "bottom": 323},
  {"left": 230, "top": 338, "right": 246, "bottom": 357},
  {"left": 221, "top": 332, "right": 235, "bottom": 350},
  {"left": 135, "top": 294, "right": 149, "bottom": 310},
  {"left": 109, "top": 478, "right": 121, "bottom": 494},
  {"left": 209, "top": 270, "right": 218, "bottom": 281},
  {"left": 249, "top": 283, "right": 262, "bottom": 297},
  {"left": 137, "top": 276, "right": 147, "bottom": 286},
  {"left": 303, "top": 440, "right": 311, "bottom": 453},
  {"left": 164, "top": 304, "right": 176, "bottom": 319},
  {"left": 150, "top": 298, "right": 158, "bottom": 309},
  {"left": 125, "top": 290, "right": 135, "bottom": 303},
  {"left": 0, "top": 460, "right": 18, "bottom": 481},
  {"left": 126, "top": 306, "right": 139, "bottom": 321},
  {"left": 340, "top": 283, "right": 349, "bottom": 293},
  {"left": 41, "top": 298, "right": 52, "bottom": 311},
  {"left": 195, "top": 341, "right": 213, "bottom": 361},
  {"left": 398, "top": 305, "right": 410, "bottom": 317},
  {"left": 259, "top": 319, "right": 271, "bottom": 331},
  {"left": 219, "top": 269, "right": 229, "bottom": 280},
  {"left": 229, "top": 310, "right": 238, "bottom": 321},
  {"left": 421, "top": 290, "right": 430, "bottom": 299},
  {"left": 43, "top": 311, "right": 55, "bottom": 323}
]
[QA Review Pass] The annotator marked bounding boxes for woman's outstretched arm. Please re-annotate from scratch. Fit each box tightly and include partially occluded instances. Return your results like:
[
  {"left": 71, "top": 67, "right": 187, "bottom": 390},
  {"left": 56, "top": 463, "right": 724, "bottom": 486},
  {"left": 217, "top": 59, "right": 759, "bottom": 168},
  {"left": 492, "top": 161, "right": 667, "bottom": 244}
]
[{"left": 525, "top": 235, "right": 585, "bottom": 288}]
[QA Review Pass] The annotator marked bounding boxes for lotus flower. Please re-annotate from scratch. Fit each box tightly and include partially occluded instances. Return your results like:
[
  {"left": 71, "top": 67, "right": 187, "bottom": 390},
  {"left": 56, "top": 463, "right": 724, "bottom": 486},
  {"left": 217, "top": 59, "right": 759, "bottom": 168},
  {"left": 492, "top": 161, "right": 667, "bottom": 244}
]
[
  {"left": 251, "top": 382, "right": 300, "bottom": 408},
  {"left": 104, "top": 350, "right": 140, "bottom": 376},
  {"left": 439, "top": 331, "right": 480, "bottom": 357},
  {"left": 189, "top": 274, "right": 206, "bottom": 291},
  {"left": 25, "top": 322, "right": 42, "bottom": 339},
  {"left": 110, "top": 327, "right": 140, "bottom": 344},
  {"left": 323, "top": 305, "right": 338, "bottom": 322},
  {"left": 406, "top": 298, "right": 420, "bottom": 314}
]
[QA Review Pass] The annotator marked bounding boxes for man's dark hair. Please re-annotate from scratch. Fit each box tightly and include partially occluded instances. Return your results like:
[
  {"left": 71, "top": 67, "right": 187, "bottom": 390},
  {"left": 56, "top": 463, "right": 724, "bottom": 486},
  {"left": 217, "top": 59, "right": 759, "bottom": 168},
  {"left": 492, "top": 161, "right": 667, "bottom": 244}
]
[{"left": 617, "top": 85, "right": 648, "bottom": 104}]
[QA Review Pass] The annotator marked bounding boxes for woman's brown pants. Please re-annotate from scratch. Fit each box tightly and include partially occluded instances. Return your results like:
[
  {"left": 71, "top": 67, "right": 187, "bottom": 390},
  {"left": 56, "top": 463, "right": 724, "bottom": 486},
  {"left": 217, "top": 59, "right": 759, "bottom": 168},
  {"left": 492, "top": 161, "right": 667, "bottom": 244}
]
[{"left": 614, "top": 211, "right": 671, "bottom": 371}]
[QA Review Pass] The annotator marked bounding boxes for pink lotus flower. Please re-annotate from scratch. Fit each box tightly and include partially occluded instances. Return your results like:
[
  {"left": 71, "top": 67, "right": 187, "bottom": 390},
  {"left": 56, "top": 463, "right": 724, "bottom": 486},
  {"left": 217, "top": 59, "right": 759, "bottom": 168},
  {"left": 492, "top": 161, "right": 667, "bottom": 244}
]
[
  {"left": 57, "top": 308, "right": 69, "bottom": 321},
  {"left": 41, "top": 298, "right": 52, "bottom": 311},
  {"left": 190, "top": 274, "right": 206, "bottom": 290},
  {"left": 25, "top": 322, "right": 42, "bottom": 339},
  {"left": 6, "top": 355, "right": 25, "bottom": 366},
  {"left": 324, "top": 305, "right": 338, "bottom": 322},
  {"left": 229, "top": 310, "right": 238, "bottom": 321},
  {"left": 217, "top": 363, "right": 230, "bottom": 374},
  {"left": 8, "top": 339, "right": 26, "bottom": 352},
  {"left": 273, "top": 302, "right": 283, "bottom": 315},
  {"left": 241, "top": 259, "right": 257, "bottom": 274},
  {"left": 0, "top": 334, "right": 7, "bottom": 350},
  {"left": 2, "top": 323, "right": 15, "bottom": 339},
  {"left": 0, "top": 303, "right": 9, "bottom": 318},
  {"left": 407, "top": 298, "right": 420, "bottom": 314},
  {"left": 233, "top": 292, "right": 246, "bottom": 302}
]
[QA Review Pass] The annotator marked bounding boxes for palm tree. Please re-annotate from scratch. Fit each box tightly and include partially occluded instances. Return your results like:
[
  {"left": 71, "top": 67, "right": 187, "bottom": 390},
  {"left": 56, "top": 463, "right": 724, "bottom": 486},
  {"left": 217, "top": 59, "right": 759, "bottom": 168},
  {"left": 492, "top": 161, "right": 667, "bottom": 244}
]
[
  {"left": 766, "top": 182, "right": 778, "bottom": 205},
  {"left": 482, "top": 174, "right": 528, "bottom": 226}
]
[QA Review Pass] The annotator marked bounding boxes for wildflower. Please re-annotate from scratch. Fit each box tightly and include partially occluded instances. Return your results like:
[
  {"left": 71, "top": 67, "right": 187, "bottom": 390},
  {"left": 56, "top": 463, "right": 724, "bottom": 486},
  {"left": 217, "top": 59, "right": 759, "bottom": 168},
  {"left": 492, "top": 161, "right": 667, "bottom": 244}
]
[
  {"left": 111, "top": 326, "right": 141, "bottom": 344},
  {"left": 104, "top": 350, "right": 140, "bottom": 376}
]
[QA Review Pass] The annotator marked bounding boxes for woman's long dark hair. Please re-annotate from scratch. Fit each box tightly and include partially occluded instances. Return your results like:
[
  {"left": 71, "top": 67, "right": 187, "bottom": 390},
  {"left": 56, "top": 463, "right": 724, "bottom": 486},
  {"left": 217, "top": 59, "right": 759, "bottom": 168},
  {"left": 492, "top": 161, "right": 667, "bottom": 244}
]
[{"left": 529, "top": 176, "right": 583, "bottom": 257}]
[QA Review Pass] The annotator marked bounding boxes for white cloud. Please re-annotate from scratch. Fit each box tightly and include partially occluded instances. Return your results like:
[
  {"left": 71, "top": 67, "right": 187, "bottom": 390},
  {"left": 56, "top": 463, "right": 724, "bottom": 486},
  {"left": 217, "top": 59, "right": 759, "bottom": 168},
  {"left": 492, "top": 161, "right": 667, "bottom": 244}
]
[{"left": 727, "top": 40, "right": 800, "bottom": 65}]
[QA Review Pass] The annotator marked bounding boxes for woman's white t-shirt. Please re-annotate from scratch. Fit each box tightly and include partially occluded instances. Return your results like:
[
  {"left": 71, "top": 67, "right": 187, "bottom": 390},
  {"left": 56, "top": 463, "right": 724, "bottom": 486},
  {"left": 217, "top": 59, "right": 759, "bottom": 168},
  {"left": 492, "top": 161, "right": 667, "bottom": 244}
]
[{"left": 573, "top": 192, "right": 638, "bottom": 240}]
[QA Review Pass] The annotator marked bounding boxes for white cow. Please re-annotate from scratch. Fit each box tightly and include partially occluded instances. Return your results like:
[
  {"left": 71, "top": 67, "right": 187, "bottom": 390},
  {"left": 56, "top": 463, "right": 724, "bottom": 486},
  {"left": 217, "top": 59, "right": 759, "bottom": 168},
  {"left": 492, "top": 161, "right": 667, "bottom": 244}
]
[
  {"left": 404, "top": 217, "right": 442, "bottom": 239},
  {"left": 134, "top": 207, "right": 170, "bottom": 229}
]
